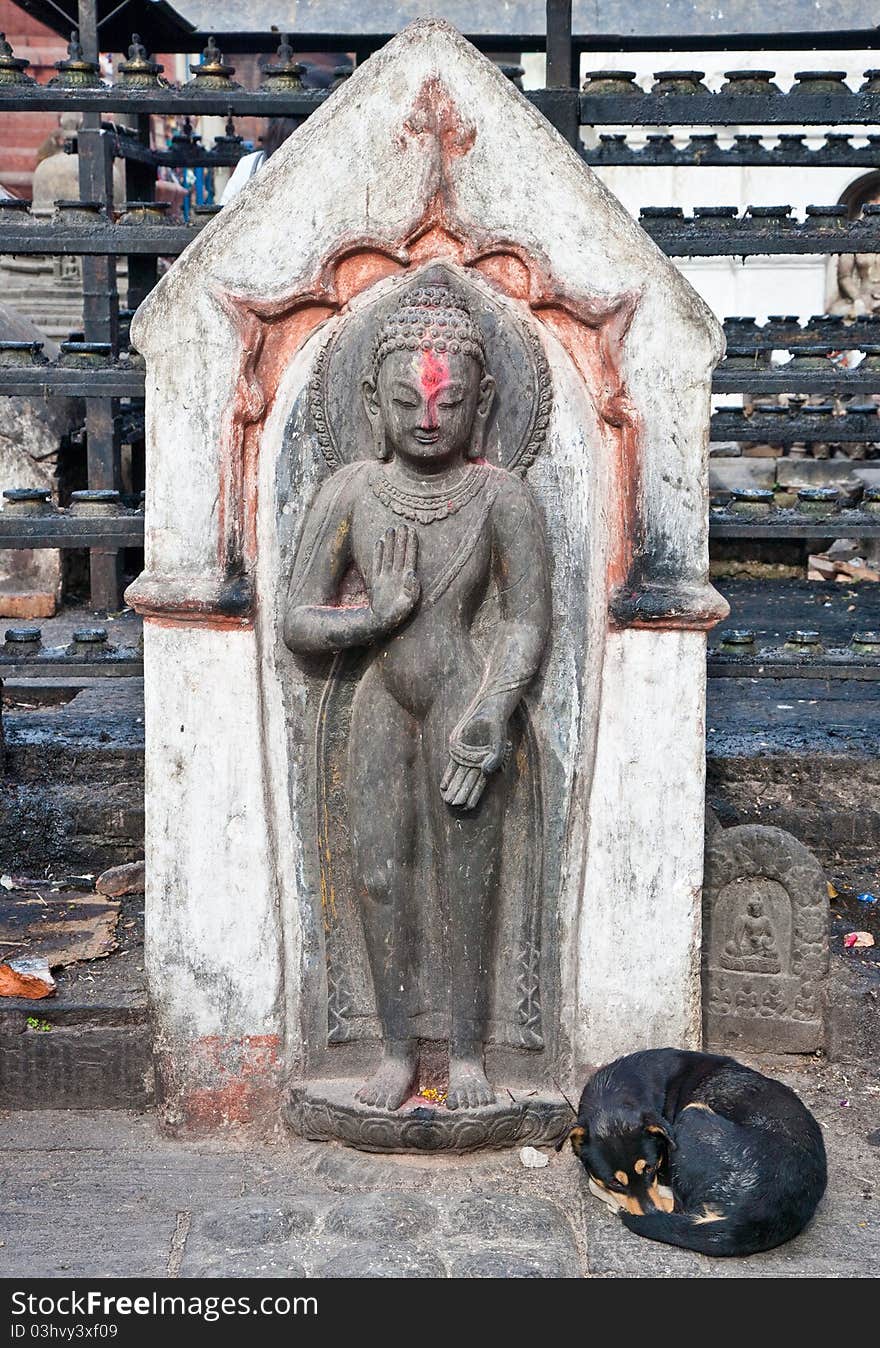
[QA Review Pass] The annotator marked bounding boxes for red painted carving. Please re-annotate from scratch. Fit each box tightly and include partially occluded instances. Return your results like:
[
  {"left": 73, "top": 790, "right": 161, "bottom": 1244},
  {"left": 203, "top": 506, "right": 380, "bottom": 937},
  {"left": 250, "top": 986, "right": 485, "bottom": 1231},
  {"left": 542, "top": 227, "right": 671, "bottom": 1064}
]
[
  {"left": 402, "top": 77, "right": 477, "bottom": 159},
  {"left": 400, "top": 76, "right": 477, "bottom": 230}
]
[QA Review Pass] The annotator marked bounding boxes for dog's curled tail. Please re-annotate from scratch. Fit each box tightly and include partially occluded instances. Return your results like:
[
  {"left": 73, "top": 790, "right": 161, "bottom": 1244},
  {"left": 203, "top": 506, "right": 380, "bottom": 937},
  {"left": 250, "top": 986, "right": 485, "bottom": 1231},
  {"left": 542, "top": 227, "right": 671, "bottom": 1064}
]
[{"left": 620, "top": 1209, "right": 787, "bottom": 1258}]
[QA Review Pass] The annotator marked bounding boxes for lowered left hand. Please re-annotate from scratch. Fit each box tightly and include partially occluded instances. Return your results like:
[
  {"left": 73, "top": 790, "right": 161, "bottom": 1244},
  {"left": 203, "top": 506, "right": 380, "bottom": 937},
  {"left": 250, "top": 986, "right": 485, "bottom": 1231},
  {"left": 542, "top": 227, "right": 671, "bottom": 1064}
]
[{"left": 440, "top": 707, "right": 510, "bottom": 810}]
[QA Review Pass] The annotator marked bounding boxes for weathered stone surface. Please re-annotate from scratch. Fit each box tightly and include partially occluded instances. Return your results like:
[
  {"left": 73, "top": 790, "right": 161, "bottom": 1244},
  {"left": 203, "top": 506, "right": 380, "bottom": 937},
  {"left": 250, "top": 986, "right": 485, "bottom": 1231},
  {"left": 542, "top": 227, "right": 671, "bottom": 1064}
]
[
  {"left": 708, "top": 458, "right": 776, "bottom": 493},
  {"left": 0, "top": 154, "right": 83, "bottom": 341},
  {"left": 776, "top": 459, "right": 864, "bottom": 490},
  {"left": 32, "top": 145, "right": 86, "bottom": 214},
  {"left": 96, "top": 860, "right": 146, "bottom": 897},
  {"left": 825, "top": 949, "right": 880, "bottom": 1063},
  {"left": 317, "top": 1243, "right": 446, "bottom": 1278},
  {"left": 128, "top": 18, "right": 722, "bottom": 1133},
  {"left": 448, "top": 1247, "right": 579, "bottom": 1278},
  {"left": 0, "top": 147, "right": 124, "bottom": 341},
  {"left": 703, "top": 824, "right": 829, "bottom": 1053},
  {"left": 741, "top": 443, "right": 784, "bottom": 459},
  {"left": 180, "top": 1202, "right": 318, "bottom": 1278},
  {"left": 440, "top": 1193, "right": 570, "bottom": 1243},
  {"left": 0, "top": 1209, "right": 174, "bottom": 1278},
  {"left": 324, "top": 1193, "right": 433, "bottom": 1242},
  {"left": 0, "top": 888, "right": 119, "bottom": 968},
  {"left": 0, "top": 593, "right": 56, "bottom": 619},
  {"left": 0, "top": 678, "right": 145, "bottom": 877},
  {"left": 180, "top": 1248, "right": 306, "bottom": 1279},
  {"left": 0, "top": 1074, "right": 876, "bottom": 1279},
  {"left": 191, "top": 1201, "right": 317, "bottom": 1246},
  {"left": 0, "top": 1024, "right": 153, "bottom": 1108},
  {"left": 852, "top": 463, "right": 880, "bottom": 491}
]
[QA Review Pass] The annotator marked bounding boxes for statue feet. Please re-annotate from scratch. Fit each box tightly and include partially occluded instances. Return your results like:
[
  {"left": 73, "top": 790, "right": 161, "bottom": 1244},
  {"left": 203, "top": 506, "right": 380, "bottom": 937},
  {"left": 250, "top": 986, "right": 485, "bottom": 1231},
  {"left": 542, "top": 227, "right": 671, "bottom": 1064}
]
[
  {"left": 356, "top": 1043, "right": 417, "bottom": 1111},
  {"left": 446, "top": 1057, "right": 495, "bottom": 1111}
]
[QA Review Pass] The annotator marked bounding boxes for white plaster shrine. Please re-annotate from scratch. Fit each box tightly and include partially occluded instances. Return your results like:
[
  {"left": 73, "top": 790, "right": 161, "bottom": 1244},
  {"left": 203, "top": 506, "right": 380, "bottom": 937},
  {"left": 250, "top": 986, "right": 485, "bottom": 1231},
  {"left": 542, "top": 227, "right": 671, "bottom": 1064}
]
[{"left": 127, "top": 19, "right": 726, "bottom": 1132}]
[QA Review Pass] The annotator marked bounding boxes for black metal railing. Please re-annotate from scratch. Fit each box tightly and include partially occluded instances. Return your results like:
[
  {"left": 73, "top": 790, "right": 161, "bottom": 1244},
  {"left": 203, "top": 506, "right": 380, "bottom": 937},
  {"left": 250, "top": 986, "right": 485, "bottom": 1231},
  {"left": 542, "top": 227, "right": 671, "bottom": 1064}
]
[{"left": 0, "top": 0, "right": 879, "bottom": 646}]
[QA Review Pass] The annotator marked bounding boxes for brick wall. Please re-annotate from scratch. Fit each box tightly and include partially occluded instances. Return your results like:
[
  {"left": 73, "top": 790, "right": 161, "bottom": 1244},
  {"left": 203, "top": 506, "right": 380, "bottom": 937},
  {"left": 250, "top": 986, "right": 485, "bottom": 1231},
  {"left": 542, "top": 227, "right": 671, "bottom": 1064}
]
[
  {"left": 0, "top": 13, "right": 337, "bottom": 198},
  {"left": 0, "top": 0, "right": 68, "bottom": 196}
]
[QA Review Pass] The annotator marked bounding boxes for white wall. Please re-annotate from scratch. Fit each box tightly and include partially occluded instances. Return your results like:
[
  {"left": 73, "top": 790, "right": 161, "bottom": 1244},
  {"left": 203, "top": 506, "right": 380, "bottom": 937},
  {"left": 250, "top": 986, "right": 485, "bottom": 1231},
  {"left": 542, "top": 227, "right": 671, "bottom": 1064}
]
[{"left": 525, "top": 48, "right": 880, "bottom": 323}]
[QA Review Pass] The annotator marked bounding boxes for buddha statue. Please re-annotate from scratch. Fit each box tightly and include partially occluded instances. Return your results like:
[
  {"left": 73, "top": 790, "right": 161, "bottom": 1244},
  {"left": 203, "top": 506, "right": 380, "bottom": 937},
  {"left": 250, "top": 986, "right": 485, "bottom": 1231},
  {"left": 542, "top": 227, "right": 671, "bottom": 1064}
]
[
  {"left": 283, "top": 275, "right": 552, "bottom": 1112},
  {"left": 722, "top": 898, "right": 781, "bottom": 974},
  {"left": 832, "top": 191, "right": 880, "bottom": 318}
]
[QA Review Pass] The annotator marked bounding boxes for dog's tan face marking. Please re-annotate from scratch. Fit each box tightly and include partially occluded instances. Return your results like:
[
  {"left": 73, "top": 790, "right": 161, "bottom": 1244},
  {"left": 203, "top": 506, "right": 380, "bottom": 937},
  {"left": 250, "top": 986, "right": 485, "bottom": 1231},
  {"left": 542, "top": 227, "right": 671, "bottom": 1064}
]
[
  {"left": 614, "top": 1170, "right": 629, "bottom": 1187},
  {"left": 634, "top": 1158, "right": 648, "bottom": 1175},
  {"left": 646, "top": 1123, "right": 668, "bottom": 1139}
]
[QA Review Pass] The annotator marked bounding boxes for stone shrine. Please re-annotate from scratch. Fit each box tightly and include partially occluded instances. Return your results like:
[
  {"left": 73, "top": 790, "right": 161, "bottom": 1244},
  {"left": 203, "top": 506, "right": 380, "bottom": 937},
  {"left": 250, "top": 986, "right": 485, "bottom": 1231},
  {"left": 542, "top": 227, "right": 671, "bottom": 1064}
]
[
  {"left": 127, "top": 21, "right": 727, "bottom": 1144},
  {"left": 703, "top": 823, "right": 829, "bottom": 1054}
]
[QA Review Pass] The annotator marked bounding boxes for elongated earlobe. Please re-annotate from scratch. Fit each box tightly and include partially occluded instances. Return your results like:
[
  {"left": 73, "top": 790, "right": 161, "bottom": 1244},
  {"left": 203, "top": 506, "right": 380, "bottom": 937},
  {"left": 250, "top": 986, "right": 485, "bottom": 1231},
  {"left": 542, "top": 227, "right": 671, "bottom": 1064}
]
[
  {"left": 362, "top": 376, "right": 391, "bottom": 461},
  {"left": 467, "top": 373, "right": 496, "bottom": 460}
]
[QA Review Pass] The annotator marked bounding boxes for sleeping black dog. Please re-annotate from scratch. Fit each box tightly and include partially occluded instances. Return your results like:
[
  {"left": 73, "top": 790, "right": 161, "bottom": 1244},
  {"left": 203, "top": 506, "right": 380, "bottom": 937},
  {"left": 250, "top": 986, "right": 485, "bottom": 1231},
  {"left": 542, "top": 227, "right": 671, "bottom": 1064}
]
[{"left": 559, "top": 1048, "right": 827, "bottom": 1257}]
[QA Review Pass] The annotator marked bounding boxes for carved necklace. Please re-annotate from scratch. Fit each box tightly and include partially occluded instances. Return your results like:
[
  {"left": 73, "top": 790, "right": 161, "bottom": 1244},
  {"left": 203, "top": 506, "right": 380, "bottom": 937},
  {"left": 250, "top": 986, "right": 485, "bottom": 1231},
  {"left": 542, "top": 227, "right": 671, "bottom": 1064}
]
[{"left": 370, "top": 463, "right": 488, "bottom": 525}]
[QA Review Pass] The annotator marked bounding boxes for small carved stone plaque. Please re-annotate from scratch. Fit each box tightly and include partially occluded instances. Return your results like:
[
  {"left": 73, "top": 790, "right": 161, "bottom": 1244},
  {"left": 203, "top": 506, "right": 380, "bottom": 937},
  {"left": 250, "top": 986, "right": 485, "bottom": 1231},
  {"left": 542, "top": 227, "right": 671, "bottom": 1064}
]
[{"left": 703, "top": 824, "right": 829, "bottom": 1053}]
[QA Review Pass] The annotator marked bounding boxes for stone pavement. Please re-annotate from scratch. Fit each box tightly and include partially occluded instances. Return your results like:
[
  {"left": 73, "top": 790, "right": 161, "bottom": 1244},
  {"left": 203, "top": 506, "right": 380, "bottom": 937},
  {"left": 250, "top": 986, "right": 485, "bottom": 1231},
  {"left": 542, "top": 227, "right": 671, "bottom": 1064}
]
[{"left": 0, "top": 1056, "right": 876, "bottom": 1279}]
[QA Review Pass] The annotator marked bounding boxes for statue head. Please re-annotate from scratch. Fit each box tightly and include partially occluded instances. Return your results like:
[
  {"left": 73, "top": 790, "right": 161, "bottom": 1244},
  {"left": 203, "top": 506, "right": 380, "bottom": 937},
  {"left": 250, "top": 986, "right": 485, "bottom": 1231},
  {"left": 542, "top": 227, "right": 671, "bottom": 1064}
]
[
  {"left": 747, "top": 900, "right": 763, "bottom": 918},
  {"left": 363, "top": 274, "right": 496, "bottom": 466}
]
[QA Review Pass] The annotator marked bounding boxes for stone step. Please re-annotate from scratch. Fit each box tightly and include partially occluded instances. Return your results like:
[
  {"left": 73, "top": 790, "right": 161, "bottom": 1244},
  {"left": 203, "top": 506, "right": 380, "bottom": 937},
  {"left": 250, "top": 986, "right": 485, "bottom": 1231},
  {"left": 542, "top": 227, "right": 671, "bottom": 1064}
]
[
  {"left": 0, "top": 1011, "right": 153, "bottom": 1109},
  {"left": 1, "top": 678, "right": 145, "bottom": 875},
  {"left": 0, "top": 901, "right": 151, "bottom": 1110}
]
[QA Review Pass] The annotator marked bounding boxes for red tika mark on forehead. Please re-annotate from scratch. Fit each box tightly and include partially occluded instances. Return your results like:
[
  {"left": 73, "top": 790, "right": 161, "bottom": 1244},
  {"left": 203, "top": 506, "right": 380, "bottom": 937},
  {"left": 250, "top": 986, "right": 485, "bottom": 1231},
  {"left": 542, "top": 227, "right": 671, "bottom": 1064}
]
[
  {"left": 418, "top": 349, "right": 451, "bottom": 429},
  {"left": 419, "top": 348, "right": 450, "bottom": 400}
]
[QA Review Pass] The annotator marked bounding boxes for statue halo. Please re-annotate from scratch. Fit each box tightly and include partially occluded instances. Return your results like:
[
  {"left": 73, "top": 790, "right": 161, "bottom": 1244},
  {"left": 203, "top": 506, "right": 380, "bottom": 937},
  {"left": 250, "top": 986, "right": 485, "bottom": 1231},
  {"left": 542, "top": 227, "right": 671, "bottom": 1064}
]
[{"left": 307, "top": 261, "right": 551, "bottom": 474}]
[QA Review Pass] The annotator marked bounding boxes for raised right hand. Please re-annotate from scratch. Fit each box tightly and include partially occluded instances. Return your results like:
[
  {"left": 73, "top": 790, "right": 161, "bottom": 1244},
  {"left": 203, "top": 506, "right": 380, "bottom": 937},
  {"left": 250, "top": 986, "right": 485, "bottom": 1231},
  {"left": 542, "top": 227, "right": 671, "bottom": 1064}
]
[{"left": 370, "top": 526, "right": 420, "bottom": 630}]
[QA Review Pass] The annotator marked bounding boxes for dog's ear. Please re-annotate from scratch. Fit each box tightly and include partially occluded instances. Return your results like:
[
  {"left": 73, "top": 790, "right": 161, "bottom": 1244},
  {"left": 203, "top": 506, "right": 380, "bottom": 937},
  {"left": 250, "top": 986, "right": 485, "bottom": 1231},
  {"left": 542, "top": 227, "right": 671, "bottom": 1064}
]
[
  {"left": 555, "top": 1122, "right": 588, "bottom": 1155},
  {"left": 643, "top": 1114, "right": 676, "bottom": 1150}
]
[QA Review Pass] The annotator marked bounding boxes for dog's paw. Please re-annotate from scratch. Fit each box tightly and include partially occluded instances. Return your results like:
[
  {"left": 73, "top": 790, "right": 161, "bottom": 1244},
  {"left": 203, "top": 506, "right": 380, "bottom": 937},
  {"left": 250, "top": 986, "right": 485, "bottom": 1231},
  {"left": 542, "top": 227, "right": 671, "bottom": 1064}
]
[{"left": 655, "top": 1183, "right": 674, "bottom": 1213}]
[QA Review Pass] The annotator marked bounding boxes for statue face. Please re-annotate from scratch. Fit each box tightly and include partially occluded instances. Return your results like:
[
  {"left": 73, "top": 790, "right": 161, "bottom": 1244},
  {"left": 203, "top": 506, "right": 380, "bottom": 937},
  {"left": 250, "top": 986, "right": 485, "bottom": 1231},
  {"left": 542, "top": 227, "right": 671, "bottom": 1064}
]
[{"left": 368, "top": 347, "right": 490, "bottom": 465}]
